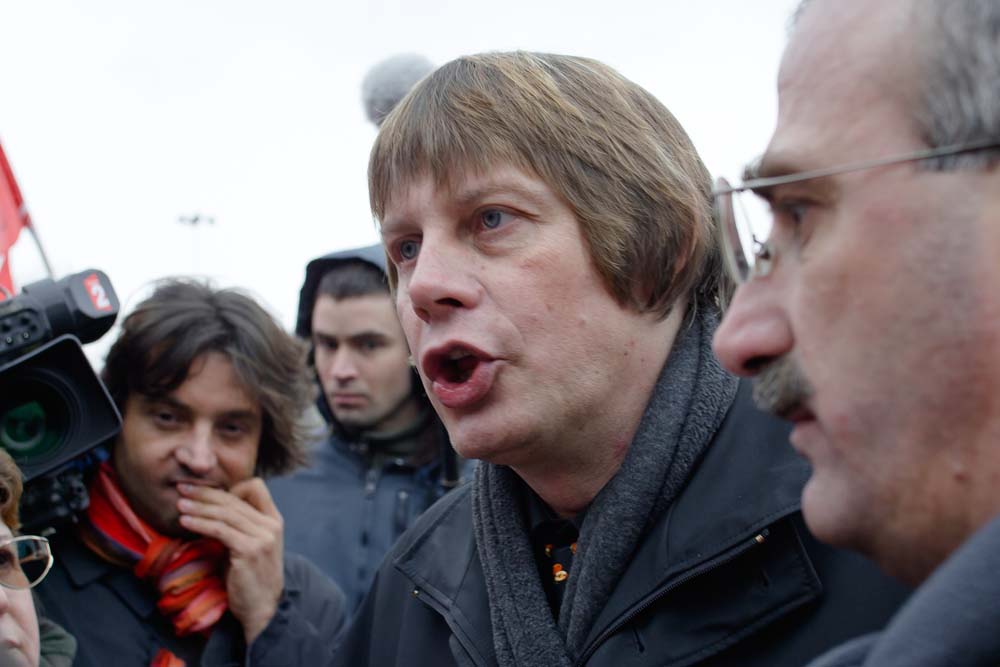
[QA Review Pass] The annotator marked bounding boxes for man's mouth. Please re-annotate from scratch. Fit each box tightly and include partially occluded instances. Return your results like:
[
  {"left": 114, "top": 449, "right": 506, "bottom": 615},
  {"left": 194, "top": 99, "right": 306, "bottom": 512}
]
[
  {"left": 331, "top": 393, "right": 368, "bottom": 408},
  {"left": 781, "top": 403, "right": 816, "bottom": 424},
  {"left": 421, "top": 343, "right": 499, "bottom": 409},
  {"left": 786, "top": 404, "right": 821, "bottom": 456},
  {"left": 168, "top": 478, "right": 223, "bottom": 491}
]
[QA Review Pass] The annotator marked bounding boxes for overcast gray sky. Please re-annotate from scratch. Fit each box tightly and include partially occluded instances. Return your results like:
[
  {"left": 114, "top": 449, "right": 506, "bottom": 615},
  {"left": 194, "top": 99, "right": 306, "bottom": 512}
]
[{"left": 0, "top": 0, "right": 798, "bottom": 362}]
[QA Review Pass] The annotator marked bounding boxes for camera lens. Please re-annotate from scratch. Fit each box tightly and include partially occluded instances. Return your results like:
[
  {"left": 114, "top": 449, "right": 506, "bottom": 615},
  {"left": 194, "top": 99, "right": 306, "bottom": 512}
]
[{"left": 0, "top": 379, "right": 70, "bottom": 468}]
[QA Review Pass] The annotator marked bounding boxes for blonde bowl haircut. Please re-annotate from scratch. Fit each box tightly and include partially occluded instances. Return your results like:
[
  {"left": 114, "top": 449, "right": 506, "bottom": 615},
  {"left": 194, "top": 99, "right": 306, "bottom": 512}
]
[
  {"left": 0, "top": 449, "right": 23, "bottom": 532},
  {"left": 369, "top": 51, "right": 731, "bottom": 318}
]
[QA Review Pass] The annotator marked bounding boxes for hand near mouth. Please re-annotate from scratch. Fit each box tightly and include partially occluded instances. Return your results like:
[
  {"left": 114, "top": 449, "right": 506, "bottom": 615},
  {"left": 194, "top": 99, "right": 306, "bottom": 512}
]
[{"left": 176, "top": 479, "right": 284, "bottom": 643}]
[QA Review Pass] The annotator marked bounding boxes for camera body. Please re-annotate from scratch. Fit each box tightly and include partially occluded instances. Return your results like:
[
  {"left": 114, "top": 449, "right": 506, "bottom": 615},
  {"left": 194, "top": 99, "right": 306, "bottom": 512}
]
[{"left": 0, "top": 270, "right": 122, "bottom": 533}]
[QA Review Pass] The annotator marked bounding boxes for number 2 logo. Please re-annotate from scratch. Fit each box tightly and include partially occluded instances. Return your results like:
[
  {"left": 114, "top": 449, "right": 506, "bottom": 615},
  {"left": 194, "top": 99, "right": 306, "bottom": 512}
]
[{"left": 83, "top": 273, "right": 112, "bottom": 312}]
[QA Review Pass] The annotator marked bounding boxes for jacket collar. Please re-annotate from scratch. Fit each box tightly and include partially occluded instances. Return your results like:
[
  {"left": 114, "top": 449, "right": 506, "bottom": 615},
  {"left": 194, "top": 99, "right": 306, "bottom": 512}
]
[{"left": 57, "top": 532, "right": 158, "bottom": 620}]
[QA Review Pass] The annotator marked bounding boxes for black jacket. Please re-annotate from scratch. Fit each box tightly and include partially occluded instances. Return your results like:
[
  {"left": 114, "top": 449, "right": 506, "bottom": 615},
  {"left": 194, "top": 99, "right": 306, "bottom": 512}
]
[
  {"left": 269, "top": 423, "right": 464, "bottom": 612},
  {"left": 36, "top": 531, "right": 347, "bottom": 667},
  {"left": 334, "top": 383, "right": 909, "bottom": 667}
]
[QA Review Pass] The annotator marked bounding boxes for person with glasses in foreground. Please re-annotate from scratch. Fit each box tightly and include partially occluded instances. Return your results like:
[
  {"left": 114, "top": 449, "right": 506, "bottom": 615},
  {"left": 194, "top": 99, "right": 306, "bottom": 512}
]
[
  {"left": 713, "top": 1, "right": 1000, "bottom": 666},
  {"left": 0, "top": 447, "right": 72, "bottom": 667}
]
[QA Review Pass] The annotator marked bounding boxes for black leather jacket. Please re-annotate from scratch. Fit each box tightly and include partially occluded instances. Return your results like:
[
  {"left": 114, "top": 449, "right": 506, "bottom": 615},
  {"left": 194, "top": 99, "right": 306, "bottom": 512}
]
[{"left": 334, "top": 383, "right": 910, "bottom": 667}]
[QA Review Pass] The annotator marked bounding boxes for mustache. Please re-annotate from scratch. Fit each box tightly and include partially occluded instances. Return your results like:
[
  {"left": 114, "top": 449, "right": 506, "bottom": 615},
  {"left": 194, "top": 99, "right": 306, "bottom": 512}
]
[{"left": 752, "top": 355, "right": 815, "bottom": 417}]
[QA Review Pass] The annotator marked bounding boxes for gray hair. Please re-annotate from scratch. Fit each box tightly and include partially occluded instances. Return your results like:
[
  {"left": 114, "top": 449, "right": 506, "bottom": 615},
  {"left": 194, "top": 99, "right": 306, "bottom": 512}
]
[
  {"left": 793, "top": 0, "right": 1000, "bottom": 168},
  {"left": 915, "top": 0, "right": 1000, "bottom": 167}
]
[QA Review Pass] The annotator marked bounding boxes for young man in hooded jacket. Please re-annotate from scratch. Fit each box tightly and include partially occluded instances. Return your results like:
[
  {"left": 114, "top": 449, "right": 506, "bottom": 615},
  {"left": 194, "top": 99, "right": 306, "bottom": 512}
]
[{"left": 269, "top": 244, "right": 469, "bottom": 612}]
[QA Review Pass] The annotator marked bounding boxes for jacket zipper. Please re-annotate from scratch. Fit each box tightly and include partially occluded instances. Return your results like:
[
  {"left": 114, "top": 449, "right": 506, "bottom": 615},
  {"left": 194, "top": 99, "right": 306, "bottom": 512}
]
[{"left": 574, "top": 529, "right": 770, "bottom": 666}]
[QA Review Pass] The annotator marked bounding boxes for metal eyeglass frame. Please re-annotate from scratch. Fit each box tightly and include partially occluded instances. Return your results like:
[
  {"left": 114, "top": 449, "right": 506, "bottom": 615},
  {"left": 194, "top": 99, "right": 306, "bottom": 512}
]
[
  {"left": 713, "top": 138, "right": 1000, "bottom": 282},
  {"left": 0, "top": 535, "right": 54, "bottom": 590}
]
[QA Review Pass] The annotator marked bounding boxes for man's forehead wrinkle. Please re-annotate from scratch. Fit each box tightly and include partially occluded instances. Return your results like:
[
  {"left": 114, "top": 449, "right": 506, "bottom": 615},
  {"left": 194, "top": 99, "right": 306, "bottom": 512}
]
[{"left": 770, "top": 0, "right": 922, "bottom": 172}]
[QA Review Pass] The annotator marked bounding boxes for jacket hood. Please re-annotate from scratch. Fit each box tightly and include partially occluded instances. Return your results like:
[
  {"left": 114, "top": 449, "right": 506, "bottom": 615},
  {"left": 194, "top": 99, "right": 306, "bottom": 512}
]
[{"left": 296, "top": 244, "right": 389, "bottom": 338}]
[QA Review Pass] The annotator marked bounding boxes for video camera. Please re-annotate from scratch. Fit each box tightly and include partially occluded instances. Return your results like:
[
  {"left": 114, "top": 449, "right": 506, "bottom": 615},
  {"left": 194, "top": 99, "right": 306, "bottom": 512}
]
[{"left": 0, "top": 270, "right": 122, "bottom": 534}]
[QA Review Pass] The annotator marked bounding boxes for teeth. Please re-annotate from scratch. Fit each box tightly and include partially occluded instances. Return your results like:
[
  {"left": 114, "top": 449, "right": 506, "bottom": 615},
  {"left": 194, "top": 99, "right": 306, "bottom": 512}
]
[{"left": 447, "top": 348, "right": 471, "bottom": 360}]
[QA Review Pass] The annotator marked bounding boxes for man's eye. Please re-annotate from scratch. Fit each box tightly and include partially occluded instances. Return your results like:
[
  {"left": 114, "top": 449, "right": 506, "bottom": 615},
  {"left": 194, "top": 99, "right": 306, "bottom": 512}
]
[
  {"left": 398, "top": 239, "right": 420, "bottom": 261},
  {"left": 219, "top": 423, "right": 247, "bottom": 438},
  {"left": 480, "top": 209, "right": 511, "bottom": 230},
  {"left": 772, "top": 200, "right": 812, "bottom": 227},
  {"left": 152, "top": 411, "right": 179, "bottom": 427}
]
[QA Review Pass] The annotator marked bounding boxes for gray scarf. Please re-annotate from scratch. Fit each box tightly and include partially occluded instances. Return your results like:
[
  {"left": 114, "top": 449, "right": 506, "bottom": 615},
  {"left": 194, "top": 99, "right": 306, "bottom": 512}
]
[{"left": 471, "top": 308, "right": 738, "bottom": 667}]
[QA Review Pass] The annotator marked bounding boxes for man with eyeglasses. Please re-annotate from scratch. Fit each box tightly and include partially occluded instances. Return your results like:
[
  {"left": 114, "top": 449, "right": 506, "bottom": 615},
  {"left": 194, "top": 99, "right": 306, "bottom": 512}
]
[{"left": 713, "top": 1, "right": 1000, "bottom": 665}]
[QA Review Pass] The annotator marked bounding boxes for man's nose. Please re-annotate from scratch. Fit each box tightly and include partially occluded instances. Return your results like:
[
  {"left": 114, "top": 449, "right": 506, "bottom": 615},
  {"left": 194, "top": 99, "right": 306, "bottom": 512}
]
[
  {"left": 175, "top": 424, "right": 218, "bottom": 475},
  {"left": 713, "top": 280, "right": 793, "bottom": 377},
  {"left": 404, "top": 238, "right": 480, "bottom": 323},
  {"left": 330, "top": 349, "right": 359, "bottom": 383}
]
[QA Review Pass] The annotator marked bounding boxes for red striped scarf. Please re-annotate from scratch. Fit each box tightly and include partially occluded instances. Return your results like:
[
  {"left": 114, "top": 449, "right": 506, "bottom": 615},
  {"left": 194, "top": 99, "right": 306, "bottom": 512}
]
[{"left": 80, "top": 462, "right": 229, "bottom": 667}]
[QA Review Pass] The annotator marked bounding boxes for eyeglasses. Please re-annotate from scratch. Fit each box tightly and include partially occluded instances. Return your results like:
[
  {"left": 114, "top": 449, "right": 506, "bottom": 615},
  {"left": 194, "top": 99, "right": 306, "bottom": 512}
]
[
  {"left": 0, "top": 535, "right": 53, "bottom": 590},
  {"left": 714, "top": 139, "right": 1000, "bottom": 282}
]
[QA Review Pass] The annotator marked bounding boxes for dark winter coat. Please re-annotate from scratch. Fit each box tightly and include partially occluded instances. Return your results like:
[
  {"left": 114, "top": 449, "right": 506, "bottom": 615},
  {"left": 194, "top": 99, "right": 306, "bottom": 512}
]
[
  {"left": 334, "top": 383, "right": 910, "bottom": 667},
  {"left": 269, "top": 424, "right": 462, "bottom": 612},
  {"left": 35, "top": 532, "right": 347, "bottom": 667}
]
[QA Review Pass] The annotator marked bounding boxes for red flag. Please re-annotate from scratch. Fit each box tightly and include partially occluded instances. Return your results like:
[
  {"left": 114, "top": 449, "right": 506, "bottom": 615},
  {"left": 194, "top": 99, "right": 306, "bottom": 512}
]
[{"left": 0, "top": 140, "right": 31, "bottom": 296}]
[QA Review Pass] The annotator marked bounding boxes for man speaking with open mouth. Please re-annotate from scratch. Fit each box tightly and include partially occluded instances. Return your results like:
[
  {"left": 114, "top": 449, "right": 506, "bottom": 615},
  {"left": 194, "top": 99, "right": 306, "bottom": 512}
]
[{"left": 333, "top": 51, "right": 908, "bottom": 667}]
